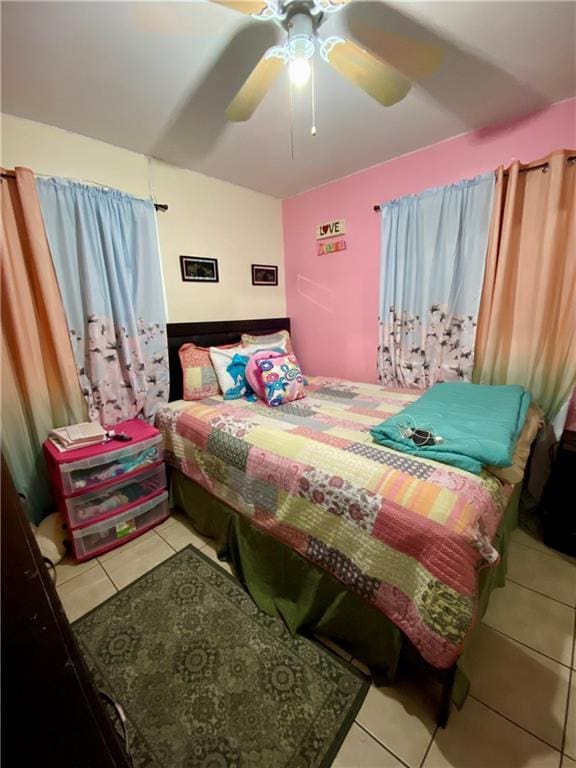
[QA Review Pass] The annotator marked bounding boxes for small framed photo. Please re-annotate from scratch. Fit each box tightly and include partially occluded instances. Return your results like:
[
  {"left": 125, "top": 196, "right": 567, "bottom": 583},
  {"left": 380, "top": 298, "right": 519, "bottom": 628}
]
[
  {"left": 180, "top": 256, "right": 219, "bottom": 283},
  {"left": 251, "top": 264, "right": 278, "bottom": 286}
]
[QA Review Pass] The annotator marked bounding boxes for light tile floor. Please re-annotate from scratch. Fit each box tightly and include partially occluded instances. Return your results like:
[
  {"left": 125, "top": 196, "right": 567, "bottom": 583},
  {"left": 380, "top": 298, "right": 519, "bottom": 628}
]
[{"left": 57, "top": 516, "right": 576, "bottom": 768}]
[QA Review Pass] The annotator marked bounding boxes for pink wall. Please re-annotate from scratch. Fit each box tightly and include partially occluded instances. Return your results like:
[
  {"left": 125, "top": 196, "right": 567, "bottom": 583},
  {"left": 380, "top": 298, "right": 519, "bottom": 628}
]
[{"left": 283, "top": 98, "right": 576, "bottom": 382}]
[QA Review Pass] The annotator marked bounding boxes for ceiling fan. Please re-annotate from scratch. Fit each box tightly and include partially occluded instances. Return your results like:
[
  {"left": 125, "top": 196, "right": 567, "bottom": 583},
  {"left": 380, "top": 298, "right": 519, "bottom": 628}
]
[{"left": 212, "top": 0, "right": 443, "bottom": 122}]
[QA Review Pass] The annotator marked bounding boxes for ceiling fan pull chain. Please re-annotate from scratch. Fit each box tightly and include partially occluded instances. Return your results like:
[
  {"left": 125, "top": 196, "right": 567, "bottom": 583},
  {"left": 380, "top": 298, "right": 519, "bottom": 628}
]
[
  {"left": 289, "top": 70, "right": 295, "bottom": 161},
  {"left": 311, "top": 59, "right": 317, "bottom": 137}
]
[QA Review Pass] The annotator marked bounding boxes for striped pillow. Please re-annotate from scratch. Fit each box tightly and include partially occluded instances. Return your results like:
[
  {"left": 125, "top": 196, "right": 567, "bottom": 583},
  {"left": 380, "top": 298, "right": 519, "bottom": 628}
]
[{"left": 241, "top": 330, "right": 293, "bottom": 354}]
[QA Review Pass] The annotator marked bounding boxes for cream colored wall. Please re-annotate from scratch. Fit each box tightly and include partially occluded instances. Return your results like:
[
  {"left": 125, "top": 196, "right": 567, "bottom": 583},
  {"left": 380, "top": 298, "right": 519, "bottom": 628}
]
[{"left": 1, "top": 113, "right": 285, "bottom": 322}]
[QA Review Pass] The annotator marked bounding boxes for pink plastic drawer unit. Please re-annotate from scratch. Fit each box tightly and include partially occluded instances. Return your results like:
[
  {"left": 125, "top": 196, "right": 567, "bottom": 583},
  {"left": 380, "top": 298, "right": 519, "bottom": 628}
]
[
  {"left": 65, "top": 463, "right": 166, "bottom": 527},
  {"left": 71, "top": 492, "right": 169, "bottom": 561},
  {"left": 43, "top": 418, "right": 170, "bottom": 562}
]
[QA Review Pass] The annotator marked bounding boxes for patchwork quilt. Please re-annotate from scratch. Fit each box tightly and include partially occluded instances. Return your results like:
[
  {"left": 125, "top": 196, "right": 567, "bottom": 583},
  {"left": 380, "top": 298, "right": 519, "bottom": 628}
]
[{"left": 156, "top": 377, "right": 513, "bottom": 669}]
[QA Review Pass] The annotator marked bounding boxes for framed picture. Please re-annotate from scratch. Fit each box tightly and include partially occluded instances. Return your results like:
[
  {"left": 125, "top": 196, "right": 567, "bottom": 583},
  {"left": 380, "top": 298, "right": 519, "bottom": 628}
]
[
  {"left": 251, "top": 264, "right": 278, "bottom": 286},
  {"left": 180, "top": 256, "right": 219, "bottom": 283}
]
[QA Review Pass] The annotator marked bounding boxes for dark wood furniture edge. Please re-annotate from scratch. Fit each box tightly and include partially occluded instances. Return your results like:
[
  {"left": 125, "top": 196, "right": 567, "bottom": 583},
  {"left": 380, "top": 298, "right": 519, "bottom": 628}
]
[
  {"left": 1, "top": 457, "right": 130, "bottom": 767},
  {"left": 167, "top": 317, "right": 290, "bottom": 338}
]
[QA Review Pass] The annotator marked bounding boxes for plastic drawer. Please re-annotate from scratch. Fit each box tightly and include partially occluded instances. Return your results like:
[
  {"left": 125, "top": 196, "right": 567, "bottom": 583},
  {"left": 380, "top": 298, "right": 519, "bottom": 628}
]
[
  {"left": 65, "top": 463, "right": 166, "bottom": 528},
  {"left": 59, "top": 435, "right": 162, "bottom": 494},
  {"left": 71, "top": 491, "right": 169, "bottom": 561}
]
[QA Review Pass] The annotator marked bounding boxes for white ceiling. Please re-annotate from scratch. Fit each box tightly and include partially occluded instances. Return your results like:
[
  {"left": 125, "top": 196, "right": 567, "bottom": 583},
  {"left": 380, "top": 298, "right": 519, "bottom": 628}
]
[{"left": 2, "top": 1, "right": 575, "bottom": 198}]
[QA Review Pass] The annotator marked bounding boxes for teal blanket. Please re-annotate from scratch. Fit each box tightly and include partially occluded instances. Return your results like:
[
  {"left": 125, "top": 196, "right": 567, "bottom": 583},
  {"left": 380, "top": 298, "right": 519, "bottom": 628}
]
[{"left": 370, "top": 382, "right": 531, "bottom": 474}]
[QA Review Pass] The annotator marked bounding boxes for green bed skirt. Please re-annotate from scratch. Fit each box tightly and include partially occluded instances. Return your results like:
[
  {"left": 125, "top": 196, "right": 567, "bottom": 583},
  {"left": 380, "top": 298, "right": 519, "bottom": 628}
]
[{"left": 170, "top": 469, "right": 520, "bottom": 705}]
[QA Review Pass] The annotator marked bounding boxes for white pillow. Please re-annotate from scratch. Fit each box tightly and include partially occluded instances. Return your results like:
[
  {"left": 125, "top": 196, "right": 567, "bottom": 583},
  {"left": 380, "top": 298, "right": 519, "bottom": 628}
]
[
  {"left": 209, "top": 339, "right": 289, "bottom": 400},
  {"left": 241, "top": 330, "right": 293, "bottom": 354},
  {"left": 209, "top": 344, "right": 250, "bottom": 400}
]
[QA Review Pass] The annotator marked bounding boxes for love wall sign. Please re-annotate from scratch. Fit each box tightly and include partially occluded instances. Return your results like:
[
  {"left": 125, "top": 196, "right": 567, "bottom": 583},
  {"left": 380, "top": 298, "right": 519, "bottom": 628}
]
[{"left": 316, "top": 219, "right": 346, "bottom": 240}]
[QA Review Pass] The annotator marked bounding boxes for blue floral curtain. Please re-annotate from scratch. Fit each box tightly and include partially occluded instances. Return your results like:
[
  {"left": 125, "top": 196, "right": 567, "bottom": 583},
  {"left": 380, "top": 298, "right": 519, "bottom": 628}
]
[
  {"left": 37, "top": 178, "right": 168, "bottom": 425},
  {"left": 377, "top": 172, "right": 495, "bottom": 388}
]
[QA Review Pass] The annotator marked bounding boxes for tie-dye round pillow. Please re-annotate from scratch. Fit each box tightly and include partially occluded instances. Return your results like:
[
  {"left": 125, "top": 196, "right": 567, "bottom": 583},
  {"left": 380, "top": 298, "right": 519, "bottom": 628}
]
[
  {"left": 245, "top": 350, "right": 284, "bottom": 400},
  {"left": 256, "top": 354, "right": 305, "bottom": 407}
]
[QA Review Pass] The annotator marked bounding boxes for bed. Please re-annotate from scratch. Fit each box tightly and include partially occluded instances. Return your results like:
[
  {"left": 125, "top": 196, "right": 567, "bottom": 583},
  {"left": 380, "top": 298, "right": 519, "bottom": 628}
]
[{"left": 157, "top": 318, "right": 524, "bottom": 726}]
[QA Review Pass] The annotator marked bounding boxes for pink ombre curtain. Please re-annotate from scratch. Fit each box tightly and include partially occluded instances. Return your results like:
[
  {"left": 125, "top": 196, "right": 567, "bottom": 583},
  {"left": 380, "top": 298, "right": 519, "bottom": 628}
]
[
  {"left": 1, "top": 167, "right": 87, "bottom": 522},
  {"left": 474, "top": 150, "right": 576, "bottom": 420}
]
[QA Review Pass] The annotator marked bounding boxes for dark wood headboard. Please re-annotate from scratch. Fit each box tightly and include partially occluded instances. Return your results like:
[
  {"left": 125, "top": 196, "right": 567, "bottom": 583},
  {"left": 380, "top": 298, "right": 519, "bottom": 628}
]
[{"left": 166, "top": 317, "right": 291, "bottom": 401}]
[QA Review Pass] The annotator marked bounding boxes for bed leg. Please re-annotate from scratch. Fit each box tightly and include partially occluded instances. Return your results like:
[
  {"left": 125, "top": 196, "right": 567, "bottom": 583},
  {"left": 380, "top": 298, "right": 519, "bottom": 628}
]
[{"left": 437, "top": 663, "right": 456, "bottom": 728}]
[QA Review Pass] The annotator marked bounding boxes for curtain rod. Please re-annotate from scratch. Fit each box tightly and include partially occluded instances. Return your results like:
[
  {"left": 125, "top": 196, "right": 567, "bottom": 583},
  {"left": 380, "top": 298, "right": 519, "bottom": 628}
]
[
  {"left": 372, "top": 154, "right": 576, "bottom": 212},
  {"left": 0, "top": 171, "right": 168, "bottom": 212}
]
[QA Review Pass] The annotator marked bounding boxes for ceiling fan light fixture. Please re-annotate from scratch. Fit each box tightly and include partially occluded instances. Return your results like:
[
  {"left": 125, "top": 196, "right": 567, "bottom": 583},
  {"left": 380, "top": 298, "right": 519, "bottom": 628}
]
[
  {"left": 222, "top": 0, "right": 420, "bottom": 123},
  {"left": 287, "top": 33, "right": 315, "bottom": 59},
  {"left": 287, "top": 31, "right": 314, "bottom": 86},
  {"left": 289, "top": 56, "right": 311, "bottom": 85},
  {"left": 286, "top": 13, "right": 315, "bottom": 87},
  {"left": 287, "top": 12, "right": 315, "bottom": 53}
]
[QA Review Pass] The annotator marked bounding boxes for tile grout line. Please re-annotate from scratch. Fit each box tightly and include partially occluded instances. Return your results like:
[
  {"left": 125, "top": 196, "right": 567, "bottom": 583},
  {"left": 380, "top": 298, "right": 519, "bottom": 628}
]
[
  {"left": 73, "top": 537, "right": 181, "bottom": 619},
  {"left": 511, "top": 537, "right": 576, "bottom": 565},
  {"left": 468, "top": 694, "right": 563, "bottom": 754},
  {"left": 572, "top": 597, "right": 576, "bottom": 669},
  {"left": 561, "top": 671, "right": 574, "bottom": 762},
  {"left": 559, "top": 609, "right": 576, "bottom": 759},
  {"left": 505, "top": 575, "right": 576, "bottom": 609},
  {"left": 155, "top": 518, "right": 211, "bottom": 553},
  {"left": 418, "top": 726, "right": 438, "bottom": 768},
  {"left": 353, "top": 720, "right": 412, "bottom": 768},
  {"left": 98, "top": 555, "right": 122, "bottom": 592},
  {"left": 68, "top": 562, "right": 119, "bottom": 622},
  {"left": 157, "top": 515, "right": 178, "bottom": 531},
  {"left": 99, "top": 537, "right": 177, "bottom": 590},
  {"left": 482, "top": 622, "right": 575, "bottom": 670},
  {"left": 155, "top": 527, "right": 180, "bottom": 549},
  {"left": 103, "top": 566, "right": 119, "bottom": 594},
  {"left": 56, "top": 561, "right": 111, "bottom": 594},
  {"left": 97, "top": 530, "right": 163, "bottom": 566},
  {"left": 55, "top": 560, "right": 100, "bottom": 588}
]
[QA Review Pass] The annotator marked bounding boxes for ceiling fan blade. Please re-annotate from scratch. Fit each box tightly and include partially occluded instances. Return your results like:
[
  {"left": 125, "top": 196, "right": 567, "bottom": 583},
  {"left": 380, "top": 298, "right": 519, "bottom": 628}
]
[
  {"left": 131, "top": 1, "right": 270, "bottom": 37},
  {"left": 152, "top": 23, "right": 281, "bottom": 162},
  {"left": 226, "top": 52, "right": 285, "bottom": 121},
  {"left": 211, "top": 0, "right": 270, "bottom": 16},
  {"left": 345, "top": 25, "right": 443, "bottom": 80},
  {"left": 325, "top": 39, "right": 411, "bottom": 107}
]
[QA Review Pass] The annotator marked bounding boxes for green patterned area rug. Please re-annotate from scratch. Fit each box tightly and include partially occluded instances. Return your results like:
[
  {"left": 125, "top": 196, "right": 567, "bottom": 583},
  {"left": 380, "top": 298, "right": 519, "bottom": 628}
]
[{"left": 73, "top": 545, "right": 369, "bottom": 768}]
